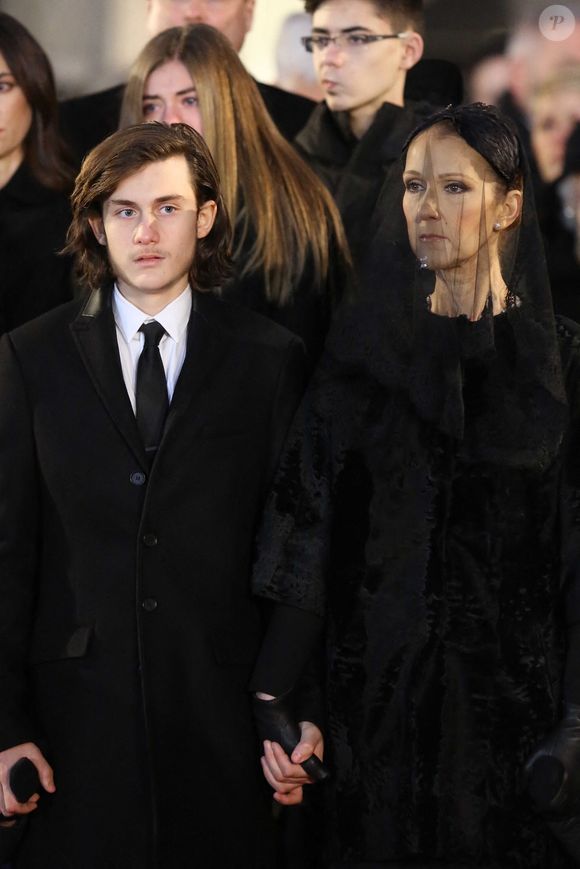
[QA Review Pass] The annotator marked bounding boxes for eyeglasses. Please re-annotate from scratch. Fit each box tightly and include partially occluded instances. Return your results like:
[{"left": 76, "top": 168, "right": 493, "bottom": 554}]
[{"left": 301, "top": 32, "right": 408, "bottom": 52}]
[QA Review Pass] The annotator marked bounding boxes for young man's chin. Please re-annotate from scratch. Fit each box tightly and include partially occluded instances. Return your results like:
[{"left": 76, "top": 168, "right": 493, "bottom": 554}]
[{"left": 324, "top": 94, "right": 354, "bottom": 113}]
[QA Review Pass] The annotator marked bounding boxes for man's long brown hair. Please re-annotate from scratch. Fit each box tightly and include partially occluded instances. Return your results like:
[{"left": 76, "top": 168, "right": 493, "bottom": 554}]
[
  {"left": 120, "top": 24, "right": 350, "bottom": 306},
  {"left": 64, "top": 122, "right": 232, "bottom": 291}
]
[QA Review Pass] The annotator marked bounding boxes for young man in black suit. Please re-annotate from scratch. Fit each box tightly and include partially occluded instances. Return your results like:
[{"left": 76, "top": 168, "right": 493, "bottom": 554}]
[
  {"left": 60, "top": 0, "right": 315, "bottom": 161},
  {"left": 0, "top": 122, "right": 307, "bottom": 868}
]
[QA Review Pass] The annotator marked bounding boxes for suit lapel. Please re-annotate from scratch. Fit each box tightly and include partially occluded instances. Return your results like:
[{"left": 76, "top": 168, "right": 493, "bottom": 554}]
[
  {"left": 70, "top": 287, "right": 148, "bottom": 468},
  {"left": 162, "top": 291, "right": 231, "bottom": 442}
]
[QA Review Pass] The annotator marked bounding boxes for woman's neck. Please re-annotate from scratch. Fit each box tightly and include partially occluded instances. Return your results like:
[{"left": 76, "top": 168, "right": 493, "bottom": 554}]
[
  {"left": 429, "top": 257, "right": 507, "bottom": 320},
  {"left": 0, "top": 149, "right": 24, "bottom": 190}
]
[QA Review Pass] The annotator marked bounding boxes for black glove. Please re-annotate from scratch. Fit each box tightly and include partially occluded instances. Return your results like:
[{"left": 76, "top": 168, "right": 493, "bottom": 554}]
[
  {"left": 252, "top": 693, "right": 330, "bottom": 783},
  {"left": 526, "top": 703, "right": 580, "bottom": 860},
  {"left": 0, "top": 758, "right": 42, "bottom": 863},
  {"left": 526, "top": 703, "right": 580, "bottom": 816}
]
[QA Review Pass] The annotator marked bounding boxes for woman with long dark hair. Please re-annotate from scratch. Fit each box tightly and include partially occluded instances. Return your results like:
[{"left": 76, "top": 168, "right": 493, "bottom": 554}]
[
  {"left": 0, "top": 13, "right": 75, "bottom": 334},
  {"left": 252, "top": 103, "right": 580, "bottom": 867}
]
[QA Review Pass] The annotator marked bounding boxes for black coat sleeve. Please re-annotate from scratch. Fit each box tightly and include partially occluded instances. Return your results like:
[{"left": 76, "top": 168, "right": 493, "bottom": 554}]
[
  {"left": 0, "top": 335, "right": 40, "bottom": 750},
  {"left": 253, "top": 359, "right": 339, "bottom": 619},
  {"left": 555, "top": 319, "right": 580, "bottom": 702}
]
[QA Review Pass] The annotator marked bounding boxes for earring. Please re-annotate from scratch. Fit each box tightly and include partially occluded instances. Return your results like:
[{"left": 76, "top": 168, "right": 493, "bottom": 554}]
[{"left": 493, "top": 222, "right": 502, "bottom": 232}]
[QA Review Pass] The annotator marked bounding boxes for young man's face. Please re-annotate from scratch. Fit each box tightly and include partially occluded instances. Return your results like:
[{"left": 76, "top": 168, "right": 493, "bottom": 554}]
[
  {"left": 310, "top": 0, "right": 420, "bottom": 118},
  {"left": 146, "top": 0, "right": 255, "bottom": 52},
  {"left": 89, "top": 155, "right": 216, "bottom": 310}
]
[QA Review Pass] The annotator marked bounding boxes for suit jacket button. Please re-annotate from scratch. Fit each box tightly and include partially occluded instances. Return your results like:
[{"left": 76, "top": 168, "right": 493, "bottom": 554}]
[
  {"left": 142, "top": 533, "right": 158, "bottom": 547},
  {"left": 142, "top": 598, "right": 158, "bottom": 612},
  {"left": 130, "top": 472, "right": 146, "bottom": 486}
]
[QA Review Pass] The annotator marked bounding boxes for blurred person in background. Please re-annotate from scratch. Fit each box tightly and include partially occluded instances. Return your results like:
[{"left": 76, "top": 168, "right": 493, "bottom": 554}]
[
  {"left": 498, "top": 2, "right": 580, "bottom": 159},
  {"left": 530, "top": 69, "right": 580, "bottom": 322},
  {"left": 468, "top": 53, "right": 509, "bottom": 104},
  {"left": 120, "top": 23, "right": 352, "bottom": 367},
  {"left": 60, "top": 0, "right": 315, "bottom": 162},
  {"left": 530, "top": 66, "right": 580, "bottom": 184},
  {"left": 466, "top": 34, "right": 509, "bottom": 106},
  {"left": 275, "top": 13, "right": 324, "bottom": 102},
  {"left": 294, "top": 0, "right": 425, "bottom": 265},
  {"left": 0, "top": 13, "right": 75, "bottom": 336}
]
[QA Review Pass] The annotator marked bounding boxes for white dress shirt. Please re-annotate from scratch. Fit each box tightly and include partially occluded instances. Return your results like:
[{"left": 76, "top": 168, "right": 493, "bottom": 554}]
[{"left": 112, "top": 285, "right": 192, "bottom": 414}]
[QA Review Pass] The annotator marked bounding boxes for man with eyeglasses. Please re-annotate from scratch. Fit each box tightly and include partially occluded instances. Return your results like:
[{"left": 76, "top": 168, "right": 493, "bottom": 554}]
[
  {"left": 295, "top": 0, "right": 425, "bottom": 264},
  {"left": 60, "top": 0, "right": 315, "bottom": 164}
]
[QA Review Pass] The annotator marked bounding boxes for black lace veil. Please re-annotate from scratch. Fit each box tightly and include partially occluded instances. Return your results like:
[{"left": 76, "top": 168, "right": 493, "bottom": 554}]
[
  {"left": 253, "top": 104, "right": 570, "bottom": 618},
  {"left": 325, "top": 103, "right": 567, "bottom": 468}
]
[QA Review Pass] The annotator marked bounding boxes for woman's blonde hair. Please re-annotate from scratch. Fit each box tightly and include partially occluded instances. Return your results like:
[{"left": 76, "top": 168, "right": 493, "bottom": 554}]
[{"left": 120, "top": 24, "right": 349, "bottom": 305}]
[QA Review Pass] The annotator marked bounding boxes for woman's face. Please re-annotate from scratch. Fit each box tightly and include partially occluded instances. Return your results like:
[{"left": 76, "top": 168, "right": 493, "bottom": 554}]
[
  {"left": 0, "top": 51, "right": 33, "bottom": 170},
  {"left": 143, "top": 59, "right": 203, "bottom": 135},
  {"left": 531, "top": 88, "right": 580, "bottom": 182},
  {"left": 403, "top": 127, "right": 514, "bottom": 273}
]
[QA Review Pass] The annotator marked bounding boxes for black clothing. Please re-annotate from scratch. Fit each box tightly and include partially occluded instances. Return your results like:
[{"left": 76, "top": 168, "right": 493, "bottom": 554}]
[
  {"left": 221, "top": 223, "right": 350, "bottom": 370},
  {"left": 59, "top": 83, "right": 124, "bottom": 165},
  {"left": 536, "top": 181, "right": 580, "bottom": 323},
  {"left": 294, "top": 101, "right": 428, "bottom": 265},
  {"left": 0, "top": 164, "right": 74, "bottom": 335},
  {"left": 257, "top": 80, "right": 316, "bottom": 140},
  {"left": 252, "top": 135, "right": 580, "bottom": 866},
  {"left": 404, "top": 59, "right": 464, "bottom": 107},
  {"left": 60, "top": 80, "right": 314, "bottom": 164},
  {"left": 0, "top": 288, "right": 306, "bottom": 869},
  {"left": 254, "top": 314, "right": 580, "bottom": 867},
  {"left": 136, "top": 321, "right": 169, "bottom": 454}
]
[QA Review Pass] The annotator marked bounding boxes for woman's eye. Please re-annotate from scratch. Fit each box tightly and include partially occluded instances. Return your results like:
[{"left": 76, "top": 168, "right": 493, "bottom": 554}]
[
  {"left": 142, "top": 102, "right": 158, "bottom": 116},
  {"left": 405, "top": 180, "right": 424, "bottom": 193},
  {"left": 183, "top": 96, "right": 198, "bottom": 107},
  {"left": 0, "top": 81, "right": 14, "bottom": 93},
  {"left": 445, "top": 182, "right": 467, "bottom": 193}
]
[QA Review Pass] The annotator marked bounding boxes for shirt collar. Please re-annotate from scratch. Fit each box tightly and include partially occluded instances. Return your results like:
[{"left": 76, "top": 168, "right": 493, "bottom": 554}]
[{"left": 113, "top": 285, "right": 192, "bottom": 343}]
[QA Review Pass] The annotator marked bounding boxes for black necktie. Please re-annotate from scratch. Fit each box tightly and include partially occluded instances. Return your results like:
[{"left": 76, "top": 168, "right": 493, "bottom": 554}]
[{"left": 136, "top": 321, "right": 169, "bottom": 455}]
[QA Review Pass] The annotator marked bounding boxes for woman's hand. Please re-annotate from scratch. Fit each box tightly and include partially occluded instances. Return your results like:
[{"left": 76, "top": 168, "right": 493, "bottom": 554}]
[{"left": 260, "top": 721, "right": 324, "bottom": 805}]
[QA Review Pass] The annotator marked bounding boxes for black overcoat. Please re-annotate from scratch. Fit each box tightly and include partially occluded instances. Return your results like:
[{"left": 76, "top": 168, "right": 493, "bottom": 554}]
[
  {"left": 294, "top": 101, "right": 429, "bottom": 266},
  {"left": 0, "top": 164, "right": 74, "bottom": 336},
  {"left": 0, "top": 287, "right": 306, "bottom": 869}
]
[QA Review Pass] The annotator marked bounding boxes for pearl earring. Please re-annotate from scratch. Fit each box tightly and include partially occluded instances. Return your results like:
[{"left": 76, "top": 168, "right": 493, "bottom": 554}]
[{"left": 493, "top": 222, "right": 502, "bottom": 232}]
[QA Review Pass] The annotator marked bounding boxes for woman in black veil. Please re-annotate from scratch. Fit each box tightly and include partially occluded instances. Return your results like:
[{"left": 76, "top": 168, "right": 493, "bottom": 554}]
[{"left": 251, "top": 104, "right": 580, "bottom": 867}]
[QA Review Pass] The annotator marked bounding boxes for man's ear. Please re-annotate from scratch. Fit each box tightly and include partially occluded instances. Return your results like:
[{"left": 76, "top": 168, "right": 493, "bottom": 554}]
[
  {"left": 88, "top": 216, "right": 107, "bottom": 246},
  {"left": 400, "top": 32, "right": 424, "bottom": 71},
  {"left": 197, "top": 200, "right": 218, "bottom": 239}
]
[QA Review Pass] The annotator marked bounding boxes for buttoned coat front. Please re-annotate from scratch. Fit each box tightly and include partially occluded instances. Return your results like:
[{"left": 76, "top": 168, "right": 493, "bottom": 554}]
[{"left": 0, "top": 287, "right": 305, "bottom": 869}]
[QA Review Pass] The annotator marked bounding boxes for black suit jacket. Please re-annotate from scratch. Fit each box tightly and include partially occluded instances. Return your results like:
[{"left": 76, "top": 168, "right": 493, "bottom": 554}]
[
  {"left": 60, "top": 80, "right": 314, "bottom": 165},
  {"left": 0, "top": 288, "right": 305, "bottom": 869}
]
